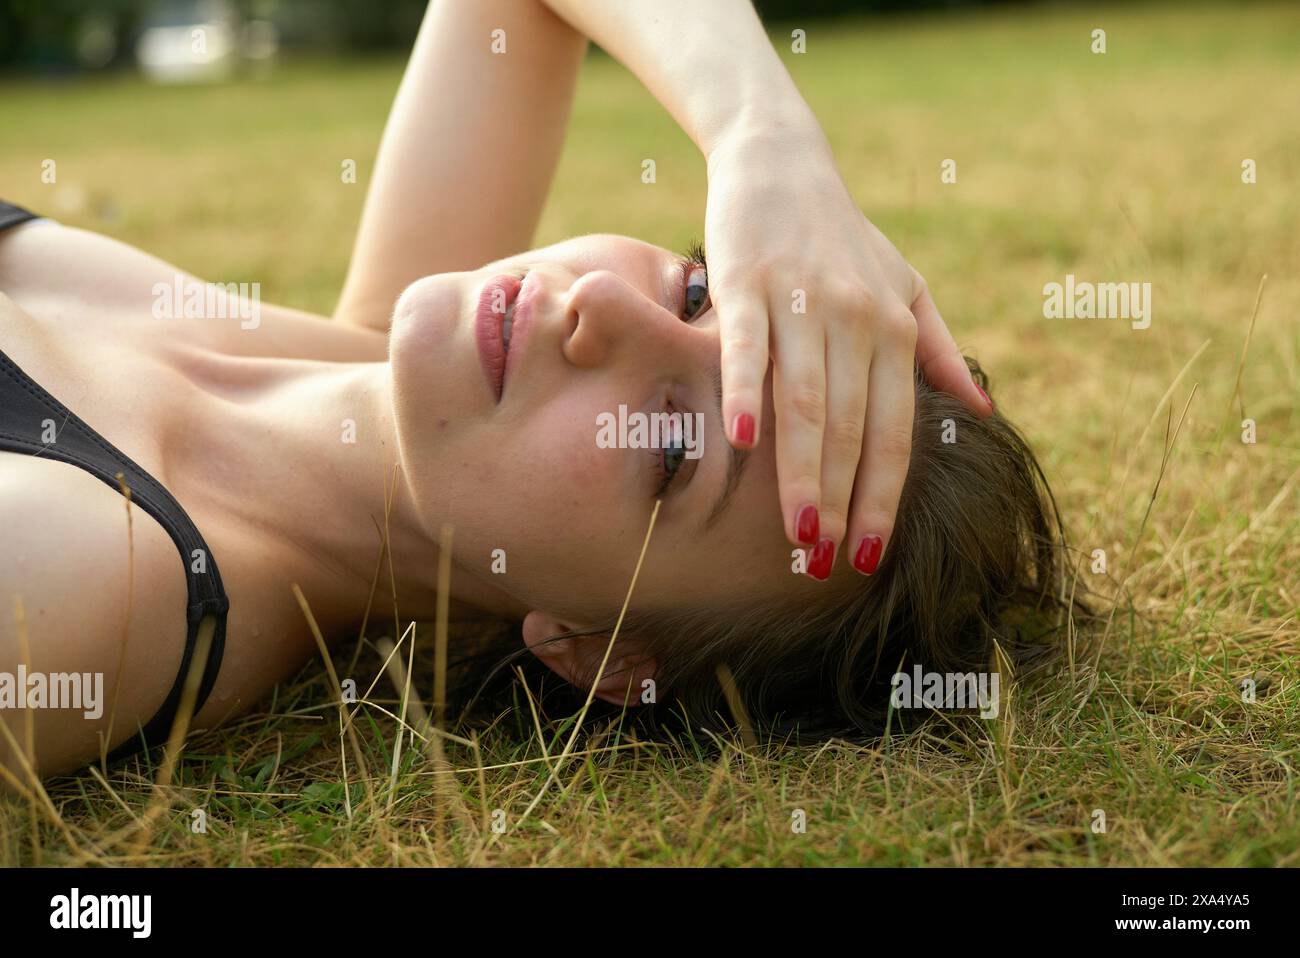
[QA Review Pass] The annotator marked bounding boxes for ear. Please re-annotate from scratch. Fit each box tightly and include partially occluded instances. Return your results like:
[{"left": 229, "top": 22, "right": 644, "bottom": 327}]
[{"left": 522, "top": 610, "right": 658, "bottom": 707}]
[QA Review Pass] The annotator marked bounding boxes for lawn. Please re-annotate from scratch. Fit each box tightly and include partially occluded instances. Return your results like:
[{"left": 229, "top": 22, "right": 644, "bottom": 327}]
[{"left": 1, "top": 0, "right": 1297, "bottom": 866}]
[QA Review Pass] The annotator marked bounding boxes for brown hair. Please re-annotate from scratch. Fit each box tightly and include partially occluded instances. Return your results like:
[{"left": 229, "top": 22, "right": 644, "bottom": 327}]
[{"left": 451, "top": 358, "right": 1077, "bottom": 743}]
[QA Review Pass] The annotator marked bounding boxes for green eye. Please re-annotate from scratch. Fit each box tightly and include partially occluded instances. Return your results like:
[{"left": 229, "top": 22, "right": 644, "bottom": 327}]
[{"left": 684, "top": 266, "right": 709, "bottom": 319}]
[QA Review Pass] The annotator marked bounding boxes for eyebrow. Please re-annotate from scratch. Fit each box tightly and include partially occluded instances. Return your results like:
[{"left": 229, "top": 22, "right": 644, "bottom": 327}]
[{"left": 699, "top": 363, "right": 750, "bottom": 534}]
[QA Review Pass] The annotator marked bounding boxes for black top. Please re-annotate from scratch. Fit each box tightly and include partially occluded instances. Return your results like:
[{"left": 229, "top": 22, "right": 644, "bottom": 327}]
[
  {"left": 0, "top": 199, "right": 229, "bottom": 762},
  {"left": 0, "top": 200, "right": 38, "bottom": 232}
]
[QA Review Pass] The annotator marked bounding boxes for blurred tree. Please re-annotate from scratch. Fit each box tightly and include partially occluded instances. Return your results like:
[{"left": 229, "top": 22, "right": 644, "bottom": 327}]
[
  {"left": 0, "top": 0, "right": 1024, "bottom": 72},
  {"left": 1, "top": 0, "right": 144, "bottom": 71}
]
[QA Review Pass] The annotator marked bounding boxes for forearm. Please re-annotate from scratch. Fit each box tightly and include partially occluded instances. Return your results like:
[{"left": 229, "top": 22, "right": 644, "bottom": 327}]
[
  {"left": 336, "top": 0, "right": 587, "bottom": 331},
  {"left": 536, "top": 0, "right": 817, "bottom": 157}
]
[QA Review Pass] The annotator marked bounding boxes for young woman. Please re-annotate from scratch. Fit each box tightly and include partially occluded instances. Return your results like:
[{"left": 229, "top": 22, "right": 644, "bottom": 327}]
[{"left": 0, "top": 0, "right": 1065, "bottom": 780}]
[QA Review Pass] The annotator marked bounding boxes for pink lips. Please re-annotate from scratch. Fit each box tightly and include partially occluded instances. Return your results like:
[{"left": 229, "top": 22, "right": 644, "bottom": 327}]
[{"left": 475, "top": 274, "right": 523, "bottom": 402}]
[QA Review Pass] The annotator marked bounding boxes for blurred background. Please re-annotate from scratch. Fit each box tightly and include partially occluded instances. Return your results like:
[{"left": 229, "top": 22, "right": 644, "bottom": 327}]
[{"left": 2, "top": 0, "right": 1020, "bottom": 78}]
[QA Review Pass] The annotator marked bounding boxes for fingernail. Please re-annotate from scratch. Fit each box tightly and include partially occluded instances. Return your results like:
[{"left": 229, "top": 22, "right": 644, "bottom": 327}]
[
  {"left": 732, "top": 412, "right": 755, "bottom": 445},
  {"left": 853, "top": 534, "right": 883, "bottom": 575},
  {"left": 976, "top": 385, "right": 992, "bottom": 410},
  {"left": 795, "top": 505, "right": 820, "bottom": 545},
  {"left": 808, "top": 538, "right": 834, "bottom": 580}
]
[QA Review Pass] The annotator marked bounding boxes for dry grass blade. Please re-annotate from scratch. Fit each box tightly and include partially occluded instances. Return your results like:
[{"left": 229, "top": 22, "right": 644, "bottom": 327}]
[
  {"left": 1229, "top": 274, "right": 1267, "bottom": 423},
  {"left": 501, "top": 500, "right": 662, "bottom": 840},
  {"left": 293, "top": 583, "right": 376, "bottom": 819}
]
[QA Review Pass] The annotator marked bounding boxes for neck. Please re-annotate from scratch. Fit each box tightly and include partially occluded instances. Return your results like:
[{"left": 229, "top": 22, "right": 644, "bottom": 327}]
[{"left": 168, "top": 349, "right": 529, "bottom": 636}]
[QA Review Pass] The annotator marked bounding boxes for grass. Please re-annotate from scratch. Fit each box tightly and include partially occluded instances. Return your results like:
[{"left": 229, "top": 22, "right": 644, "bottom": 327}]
[{"left": 1, "top": 0, "right": 1298, "bottom": 866}]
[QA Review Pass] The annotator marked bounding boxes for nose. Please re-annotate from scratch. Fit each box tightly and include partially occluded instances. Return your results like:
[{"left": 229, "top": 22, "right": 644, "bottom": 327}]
[{"left": 559, "top": 269, "right": 679, "bottom": 368}]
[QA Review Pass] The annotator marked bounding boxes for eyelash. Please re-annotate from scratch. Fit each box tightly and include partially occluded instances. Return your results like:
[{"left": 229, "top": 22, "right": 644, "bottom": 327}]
[
  {"left": 652, "top": 241, "right": 709, "bottom": 498},
  {"left": 653, "top": 399, "right": 687, "bottom": 498},
  {"left": 681, "top": 241, "right": 710, "bottom": 321}
]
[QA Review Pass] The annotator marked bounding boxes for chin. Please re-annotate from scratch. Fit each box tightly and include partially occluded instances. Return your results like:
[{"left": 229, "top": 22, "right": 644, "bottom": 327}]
[
  {"left": 390, "top": 274, "right": 467, "bottom": 386},
  {"left": 392, "top": 274, "right": 458, "bottom": 341},
  {"left": 388, "top": 275, "right": 484, "bottom": 483}
]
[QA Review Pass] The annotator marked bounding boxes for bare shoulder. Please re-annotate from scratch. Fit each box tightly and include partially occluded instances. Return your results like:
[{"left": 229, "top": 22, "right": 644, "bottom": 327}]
[
  {"left": 0, "top": 219, "right": 388, "bottom": 361},
  {"left": 0, "top": 453, "right": 186, "bottom": 662},
  {"left": 0, "top": 219, "right": 180, "bottom": 313},
  {"left": 0, "top": 453, "right": 190, "bottom": 774}
]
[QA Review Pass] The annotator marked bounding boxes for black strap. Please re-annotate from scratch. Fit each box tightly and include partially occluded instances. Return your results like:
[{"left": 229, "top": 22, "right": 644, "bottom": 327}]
[
  {"left": 0, "top": 200, "right": 40, "bottom": 233},
  {"left": 0, "top": 347, "right": 228, "bottom": 762}
]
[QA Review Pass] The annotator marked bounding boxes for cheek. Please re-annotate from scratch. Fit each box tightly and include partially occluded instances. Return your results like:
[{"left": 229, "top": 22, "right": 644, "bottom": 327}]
[
  {"left": 506, "top": 407, "right": 633, "bottom": 537},
  {"left": 483, "top": 408, "right": 644, "bottom": 616}
]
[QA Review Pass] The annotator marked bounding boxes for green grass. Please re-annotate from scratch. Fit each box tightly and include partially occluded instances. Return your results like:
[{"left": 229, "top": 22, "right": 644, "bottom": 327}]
[{"left": 1, "top": 0, "right": 1298, "bottom": 866}]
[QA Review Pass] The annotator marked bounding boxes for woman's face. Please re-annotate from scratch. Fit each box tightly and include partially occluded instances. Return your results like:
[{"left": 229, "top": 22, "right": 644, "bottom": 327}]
[{"left": 389, "top": 234, "right": 830, "bottom": 629}]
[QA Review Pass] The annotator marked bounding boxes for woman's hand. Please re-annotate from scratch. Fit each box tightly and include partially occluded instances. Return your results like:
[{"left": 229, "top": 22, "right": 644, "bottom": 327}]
[
  {"left": 704, "top": 117, "right": 992, "bottom": 578},
  {"left": 525, "top": 0, "right": 991, "bottom": 575}
]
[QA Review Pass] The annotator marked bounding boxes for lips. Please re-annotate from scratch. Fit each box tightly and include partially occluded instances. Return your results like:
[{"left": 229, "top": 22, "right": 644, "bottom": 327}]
[{"left": 475, "top": 274, "right": 523, "bottom": 402}]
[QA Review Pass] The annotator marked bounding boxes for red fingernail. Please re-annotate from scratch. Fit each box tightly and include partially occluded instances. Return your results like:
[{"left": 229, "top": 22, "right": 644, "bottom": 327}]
[
  {"left": 976, "top": 385, "right": 992, "bottom": 410},
  {"left": 808, "top": 538, "right": 834, "bottom": 580},
  {"left": 732, "top": 412, "right": 755, "bottom": 445},
  {"left": 795, "top": 505, "right": 820, "bottom": 545},
  {"left": 853, "top": 534, "right": 883, "bottom": 575}
]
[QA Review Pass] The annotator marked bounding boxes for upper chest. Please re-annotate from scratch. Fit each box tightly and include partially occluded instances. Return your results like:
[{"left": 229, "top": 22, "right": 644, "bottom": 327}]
[{"left": 0, "top": 223, "right": 370, "bottom": 656}]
